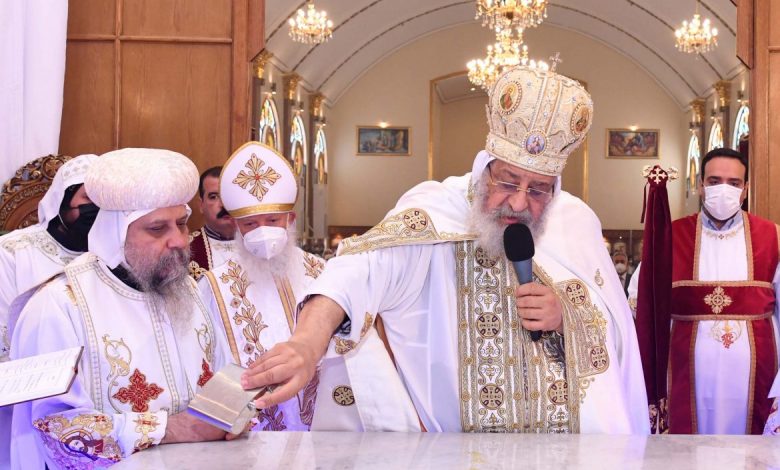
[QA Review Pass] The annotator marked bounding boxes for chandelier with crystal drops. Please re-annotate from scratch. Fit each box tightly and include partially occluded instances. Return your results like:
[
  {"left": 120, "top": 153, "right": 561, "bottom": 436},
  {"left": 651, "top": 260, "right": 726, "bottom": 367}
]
[
  {"left": 467, "top": 29, "right": 548, "bottom": 89},
  {"left": 288, "top": 2, "right": 334, "bottom": 45},
  {"left": 475, "top": 0, "right": 548, "bottom": 32},
  {"left": 674, "top": 4, "right": 718, "bottom": 54},
  {"left": 467, "top": 53, "right": 499, "bottom": 90}
]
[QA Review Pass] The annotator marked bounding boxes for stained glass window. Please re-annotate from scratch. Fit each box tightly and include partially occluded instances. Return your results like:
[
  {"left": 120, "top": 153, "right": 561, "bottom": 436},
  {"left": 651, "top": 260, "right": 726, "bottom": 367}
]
[
  {"left": 686, "top": 133, "right": 700, "bottom": 195},
  {"left": 313, "top": 127, "right": 327, "bottom": 184},
  {"left": 290, "top": 115, "right": 307, "bottom": 177},
  {"left": 708, "top": 120, "right": 723, "bottom": 151},
  {"left": 259, "top": 98, "right": 280, "bottom": 151},
  {"left": 732, "top": 104, "right": 749, "bottom": 149}
]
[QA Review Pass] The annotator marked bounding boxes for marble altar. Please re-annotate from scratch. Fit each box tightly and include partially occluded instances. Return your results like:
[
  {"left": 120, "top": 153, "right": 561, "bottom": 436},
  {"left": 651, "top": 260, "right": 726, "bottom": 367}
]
[{"left": 114, "top": 431, "right": 780, "bottom": 469}]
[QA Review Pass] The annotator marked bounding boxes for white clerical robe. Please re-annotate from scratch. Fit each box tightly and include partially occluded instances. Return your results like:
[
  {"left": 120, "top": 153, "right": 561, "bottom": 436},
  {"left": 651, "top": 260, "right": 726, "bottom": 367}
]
[
  {"left": 633, "top": 213, "right": 780, "bottom": 434},
  {"left": 0, "top": 225, "right": 79, "bottom": 361},
  {"left": 766, "top": 373, "right": 780, "bottom": 435},
  {"left": 198, "top": 247, "right": 325, "bottom": 431},
  {"left": 0, "top": 225, "right": 79, "bottom": 468},
  {"left": 308, "top": 168, "right": 649, "bottom": 434},
  {"left": 10, "top": 253, "right": 229, "bottom": 469},
  {"left": 204, "top": 233, "right": 236, "bottom": 266},
  {"left": 311, "top": 241, "right": 648, "bottom": 434},
  {"left": 626, "top": 262, "right": 640, "bottom": 319},
  {"left": 208, "top": 237, "right": 235, "bottom": 268}
]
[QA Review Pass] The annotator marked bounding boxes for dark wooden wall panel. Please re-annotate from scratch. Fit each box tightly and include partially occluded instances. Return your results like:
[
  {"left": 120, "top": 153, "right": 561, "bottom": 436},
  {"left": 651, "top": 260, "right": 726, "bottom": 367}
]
[
  {"left": 120, "top": 43, "right": 232, "bottom": 170},
  {"left": 746, "top": 0, "right": 780, "bottom": 222},
  {"left": 67, "top": 0, "right": 115, "bottom": 36},
  {"left": 123, "top": 0, "right": 233, "bottom": 38},
  {"left": 736, "top": 0, "right": 753, "bottom": 67},
  {"left": 60, "top": 0, "right": 262, "bottom": 228},
  {"left": 768, "top": 53, "right": 780, "bottom": 223},
  {"left": 59, "top": 42, "right": 116, "bottom": 155}
]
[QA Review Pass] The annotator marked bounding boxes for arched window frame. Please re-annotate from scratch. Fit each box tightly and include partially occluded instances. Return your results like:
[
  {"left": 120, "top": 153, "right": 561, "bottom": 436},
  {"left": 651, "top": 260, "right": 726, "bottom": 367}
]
[
  {"left": 290, "top": 114, "right": 307, "bottom": 177},
  {"left": 708, "top": 119, "right": 723, "bottom": 151},
  {"left": 686, "top": 133, "right": 701, "bottom": 195},
  {"left": 732, "top": 104, "right": 749, "bottom": 149},
  {"left": 259, "top": 98, "right": 281, "bottom": 151},
  {"left": 313, "top": 127, "right": 328, "bottom": 184}
]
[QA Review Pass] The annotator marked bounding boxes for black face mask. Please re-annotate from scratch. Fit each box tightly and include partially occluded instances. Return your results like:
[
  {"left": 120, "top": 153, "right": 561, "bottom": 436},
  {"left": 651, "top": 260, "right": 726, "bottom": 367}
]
[{"left": 61, "top": 203, "right": 100, "bottom": 252}]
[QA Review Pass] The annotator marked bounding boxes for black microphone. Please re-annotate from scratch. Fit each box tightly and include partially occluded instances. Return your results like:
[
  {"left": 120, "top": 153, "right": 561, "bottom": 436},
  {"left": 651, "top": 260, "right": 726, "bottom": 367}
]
[{"left": 503, "top": 223, "right": 542, "bottom": 342}]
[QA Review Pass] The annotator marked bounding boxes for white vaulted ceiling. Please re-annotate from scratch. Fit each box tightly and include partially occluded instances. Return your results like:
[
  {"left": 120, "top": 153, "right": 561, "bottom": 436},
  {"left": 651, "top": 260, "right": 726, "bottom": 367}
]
[{"left": 264, "top": 0, "right": 739, "bottom": 108}]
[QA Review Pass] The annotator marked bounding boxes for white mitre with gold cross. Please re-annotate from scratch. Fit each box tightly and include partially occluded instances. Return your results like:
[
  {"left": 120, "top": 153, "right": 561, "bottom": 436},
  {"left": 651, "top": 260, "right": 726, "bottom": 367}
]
[
  {"left": 220, "top": 141, "right": 297, "bottom": 218},
  {"left": 485, "top": 61, "right": 593, "bottom": 176}
]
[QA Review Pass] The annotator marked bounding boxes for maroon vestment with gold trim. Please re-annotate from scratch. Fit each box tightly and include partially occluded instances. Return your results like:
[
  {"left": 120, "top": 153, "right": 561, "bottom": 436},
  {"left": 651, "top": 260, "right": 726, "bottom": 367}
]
[
  {"left": 189, "top": 228, "right": 211, "bottom": 279},
  {"left": 669, "top": 212, "right": 779, "bottom": 434}
]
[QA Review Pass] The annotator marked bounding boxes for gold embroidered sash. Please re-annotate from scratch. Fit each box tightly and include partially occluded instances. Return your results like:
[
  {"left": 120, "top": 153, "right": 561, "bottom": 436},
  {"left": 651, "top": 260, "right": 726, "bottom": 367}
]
[{"left": 456, "top": 241, "right": 610, "bottom": 433}]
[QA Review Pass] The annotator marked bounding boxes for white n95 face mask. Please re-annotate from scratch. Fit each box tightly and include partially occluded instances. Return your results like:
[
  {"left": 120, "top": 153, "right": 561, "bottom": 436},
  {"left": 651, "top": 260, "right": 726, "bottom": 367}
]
[
  {"left": 703, "top": 183, "right": 744, "bottom": 221},
  {"left": 614, "top": 262, "right": 627, "bottom": 275},
  {"left": 243, "top": 226, "right": 288, "bottom": 260}
]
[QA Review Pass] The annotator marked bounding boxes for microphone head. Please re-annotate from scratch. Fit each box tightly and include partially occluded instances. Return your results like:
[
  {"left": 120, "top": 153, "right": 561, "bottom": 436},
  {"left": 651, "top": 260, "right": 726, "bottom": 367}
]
[{"left": 503, "top": 223, "right": 535, "bottom": 262}]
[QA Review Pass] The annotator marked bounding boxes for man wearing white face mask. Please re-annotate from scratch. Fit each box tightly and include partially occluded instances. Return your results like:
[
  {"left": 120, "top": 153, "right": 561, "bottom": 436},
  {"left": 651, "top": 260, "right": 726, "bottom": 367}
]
[
  {"left": 612, "top": 252, "right": 631, "bottom": 296},
  {"left": 657, "top": 147, "right": 780, "bottom": 434},
  {"left": 198, "top": 141, "right": 325, "bottom": 431}
]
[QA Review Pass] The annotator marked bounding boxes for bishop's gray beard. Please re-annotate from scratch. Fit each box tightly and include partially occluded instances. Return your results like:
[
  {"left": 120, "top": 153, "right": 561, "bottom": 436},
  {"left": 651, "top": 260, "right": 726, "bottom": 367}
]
[
  {"left": 234, "top": 225, "right": 298, "bottom": 282},
  {"left": 468, "top": 174, "right": 550, "bottom": 260},
  {"left": 124, "top": 243, "right": 194, "bottom": 334}
]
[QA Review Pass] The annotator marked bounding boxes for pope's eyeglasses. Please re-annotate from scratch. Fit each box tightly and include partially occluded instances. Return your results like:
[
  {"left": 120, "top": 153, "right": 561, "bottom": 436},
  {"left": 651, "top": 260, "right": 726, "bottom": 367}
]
[{"left": 487, "top": 166, "right": 554, "bottom": 202}]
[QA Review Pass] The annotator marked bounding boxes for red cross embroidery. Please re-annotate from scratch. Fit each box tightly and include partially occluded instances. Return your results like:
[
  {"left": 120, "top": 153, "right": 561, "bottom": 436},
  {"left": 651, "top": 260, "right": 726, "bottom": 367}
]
[
  {"left": 113, "top": 369, "right": 164, "bottom": 412},
  {"left": 197, "top": 359, "right": 214, "bottom": 387}
]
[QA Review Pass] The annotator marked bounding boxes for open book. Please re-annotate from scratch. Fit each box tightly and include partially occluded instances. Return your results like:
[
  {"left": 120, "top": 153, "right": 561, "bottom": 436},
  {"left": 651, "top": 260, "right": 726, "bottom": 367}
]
[
  {"left": 0, "top": 346, "right": 83, "bottom": 407},
  {"left": 188, "top": 363, "right": 271, "bottom": 434}
]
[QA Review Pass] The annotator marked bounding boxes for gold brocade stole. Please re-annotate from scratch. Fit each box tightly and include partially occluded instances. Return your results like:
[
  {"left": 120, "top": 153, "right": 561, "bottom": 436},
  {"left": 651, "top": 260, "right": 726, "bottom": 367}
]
[
  {"left": 204, "top": 262, "right": 297, "bottom": 367},
  {"left": 456, "top": 241, "right": 610, "bottom": 433}
]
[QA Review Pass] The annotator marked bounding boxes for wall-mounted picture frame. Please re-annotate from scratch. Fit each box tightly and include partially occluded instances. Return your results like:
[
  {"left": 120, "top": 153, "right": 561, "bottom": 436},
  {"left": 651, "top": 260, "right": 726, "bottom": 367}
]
[
  {"left": 356, "top": 126, "right": 411, "bottom": 156},
  {"left": 606, "top": 129, "right": 660, "bottom": 158}
]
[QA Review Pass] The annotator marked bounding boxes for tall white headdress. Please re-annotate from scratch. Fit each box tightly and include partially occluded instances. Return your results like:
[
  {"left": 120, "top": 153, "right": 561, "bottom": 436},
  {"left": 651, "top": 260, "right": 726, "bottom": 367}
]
[
  {"left": 85, "top": 148, "right": 199, "bottom": 268},
  {"left": 485, "top": 63, "right": 593, "bottom": 176}
]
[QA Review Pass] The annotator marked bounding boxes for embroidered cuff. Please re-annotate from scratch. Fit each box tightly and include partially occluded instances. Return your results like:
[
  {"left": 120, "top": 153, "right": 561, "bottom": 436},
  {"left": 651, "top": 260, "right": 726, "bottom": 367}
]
[
  {"left": 118, "top": 410, "right": 168, "bottom": 455},
  {"left": 34, "top": 413, "right": 123, "bottom": 466}
]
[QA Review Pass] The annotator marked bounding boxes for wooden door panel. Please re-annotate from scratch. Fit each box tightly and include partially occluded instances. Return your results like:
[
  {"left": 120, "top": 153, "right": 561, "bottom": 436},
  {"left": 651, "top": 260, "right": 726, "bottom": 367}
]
[
  {"left": 120, "top": 42, "right": 232, "bottom": 170},
  {"left": 122, "top": 0, "right": 232, "bottom": 38},
  {"left": 67, "top": 0, "right": 115, "bottom": 36},
  {"left": 60, "top": 42, "right": 116, "bottom": 155}
]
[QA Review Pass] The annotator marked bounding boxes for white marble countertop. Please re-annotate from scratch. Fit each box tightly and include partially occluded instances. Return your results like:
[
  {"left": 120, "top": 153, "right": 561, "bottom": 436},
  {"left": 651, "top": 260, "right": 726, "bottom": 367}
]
[{"left": 114, "top": 432, "right": 780, "bottom": 469}]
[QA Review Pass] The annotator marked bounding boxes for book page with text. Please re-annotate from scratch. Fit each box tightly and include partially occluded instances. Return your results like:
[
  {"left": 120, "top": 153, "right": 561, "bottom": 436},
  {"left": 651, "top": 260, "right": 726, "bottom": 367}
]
[{"left": 0, "top": 346, "right": 83, "bottom": 407}]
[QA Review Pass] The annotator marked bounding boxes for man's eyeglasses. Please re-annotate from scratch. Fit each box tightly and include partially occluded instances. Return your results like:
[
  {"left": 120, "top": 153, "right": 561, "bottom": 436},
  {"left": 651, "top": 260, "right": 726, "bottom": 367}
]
[{"left": 487, "top": 166, "right": 554, "bottom": 202}]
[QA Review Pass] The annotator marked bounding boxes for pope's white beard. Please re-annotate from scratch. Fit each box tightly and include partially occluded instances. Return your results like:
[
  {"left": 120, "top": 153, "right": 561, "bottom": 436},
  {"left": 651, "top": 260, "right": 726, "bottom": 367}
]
[
  {"left": 124, "top": 242, "right": 194, "bottom": 333},
  {"left": 234, "top": 225, "right": 298, "bottom": 280},
  {"left": 468, "top": 175, "right": 551, "bottom": 259}
]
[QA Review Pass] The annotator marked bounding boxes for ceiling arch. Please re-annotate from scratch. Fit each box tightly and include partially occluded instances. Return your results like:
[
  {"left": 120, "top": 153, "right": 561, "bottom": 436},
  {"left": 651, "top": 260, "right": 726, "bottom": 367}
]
[{"left": 265, "top": 0, "right": 740, "bottom": 108}]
